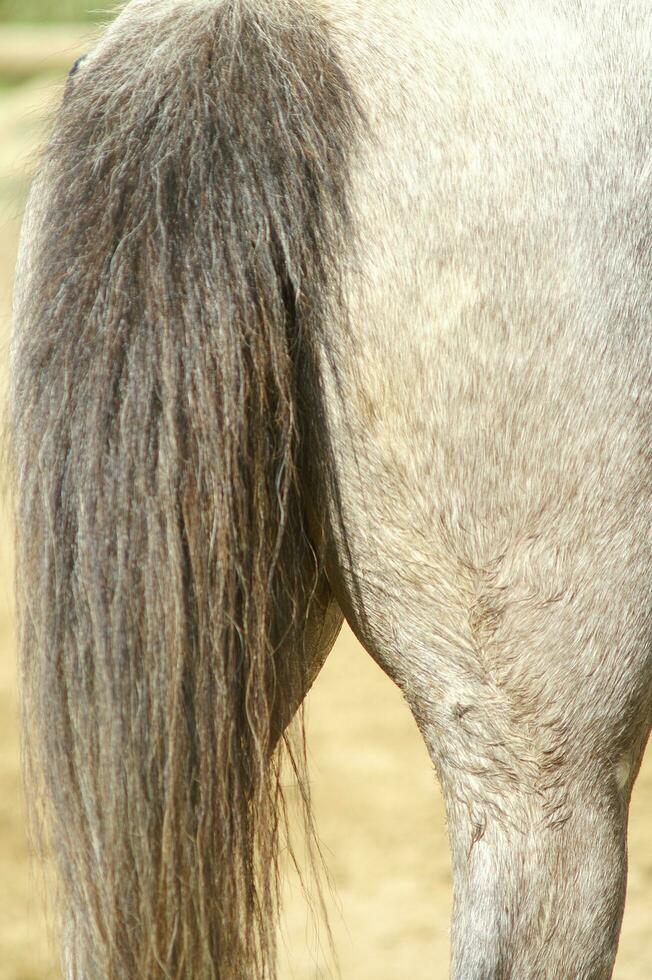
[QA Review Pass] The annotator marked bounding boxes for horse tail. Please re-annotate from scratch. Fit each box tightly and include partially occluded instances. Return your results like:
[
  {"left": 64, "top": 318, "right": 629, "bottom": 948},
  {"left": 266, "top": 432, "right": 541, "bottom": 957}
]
[{"left": 10, "top": 3, "right": 358, "bottom": 976}]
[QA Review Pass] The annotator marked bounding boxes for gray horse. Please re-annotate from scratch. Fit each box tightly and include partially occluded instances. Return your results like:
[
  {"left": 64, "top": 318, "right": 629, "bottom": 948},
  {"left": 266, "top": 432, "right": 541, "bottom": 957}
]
[{"left": 11, "top": 0, "right": 652, "bottom": 977}]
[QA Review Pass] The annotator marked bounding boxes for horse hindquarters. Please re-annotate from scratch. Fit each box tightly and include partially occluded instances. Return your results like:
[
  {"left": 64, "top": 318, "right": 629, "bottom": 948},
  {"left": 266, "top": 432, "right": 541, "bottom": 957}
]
[{"left": 316, "top": 5, "right": 652, "bottom": 975}]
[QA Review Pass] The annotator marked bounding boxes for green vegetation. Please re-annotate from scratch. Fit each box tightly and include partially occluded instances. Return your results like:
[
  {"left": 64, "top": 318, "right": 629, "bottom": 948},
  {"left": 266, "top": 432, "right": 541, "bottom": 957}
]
[{"left": 0, "top": 0, "right": 105, "bottom": 22}]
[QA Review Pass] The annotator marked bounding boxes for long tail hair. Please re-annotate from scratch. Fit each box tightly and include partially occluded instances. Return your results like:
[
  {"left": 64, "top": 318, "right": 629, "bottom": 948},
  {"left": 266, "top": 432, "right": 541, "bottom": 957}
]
[{"left": 10, "top": 2, "right": 358, "bottom": 975}]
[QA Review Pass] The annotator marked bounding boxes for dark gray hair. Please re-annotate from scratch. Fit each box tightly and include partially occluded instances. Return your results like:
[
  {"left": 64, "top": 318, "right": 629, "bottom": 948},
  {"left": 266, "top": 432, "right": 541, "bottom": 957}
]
[{"left": 10, "top": 1, "right": 360, "bottom": 975}]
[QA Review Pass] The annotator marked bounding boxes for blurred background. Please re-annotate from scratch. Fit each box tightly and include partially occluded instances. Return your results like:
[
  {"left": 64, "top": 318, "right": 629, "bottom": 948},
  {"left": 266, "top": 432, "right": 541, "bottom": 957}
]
[{"left": 0, "top": 6, "right": 650, "bottom": 979}]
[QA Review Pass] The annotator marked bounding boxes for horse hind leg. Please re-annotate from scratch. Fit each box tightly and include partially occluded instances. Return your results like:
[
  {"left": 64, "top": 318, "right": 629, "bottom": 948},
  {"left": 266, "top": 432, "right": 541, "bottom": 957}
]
[
  {"left": 438, "top": 553, "right": 650, "bottom": 979},
  {"left": 344, "top": 528, "right": 652, "bottom": 979},
  {"left": 434, "top": 691, "right": 637, "bottom": 980}
]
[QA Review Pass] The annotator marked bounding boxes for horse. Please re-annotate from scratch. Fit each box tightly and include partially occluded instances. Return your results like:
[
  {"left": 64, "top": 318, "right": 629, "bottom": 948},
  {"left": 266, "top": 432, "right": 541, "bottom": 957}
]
[{"left": 10, "top": 0, "right": 652, "bottom": 976}]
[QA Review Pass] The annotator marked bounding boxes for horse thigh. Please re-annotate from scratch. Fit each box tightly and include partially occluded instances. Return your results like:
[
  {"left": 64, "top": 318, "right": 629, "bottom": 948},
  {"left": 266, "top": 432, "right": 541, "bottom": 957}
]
[{"left": 335, "top": 524, "right": 651, "bottom": 978}]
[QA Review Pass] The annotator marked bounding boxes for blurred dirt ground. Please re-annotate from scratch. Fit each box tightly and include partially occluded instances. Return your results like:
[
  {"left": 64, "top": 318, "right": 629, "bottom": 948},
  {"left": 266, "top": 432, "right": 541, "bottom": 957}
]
[{"left": 0, "top": 30, "right": 650, "bottom": 980}]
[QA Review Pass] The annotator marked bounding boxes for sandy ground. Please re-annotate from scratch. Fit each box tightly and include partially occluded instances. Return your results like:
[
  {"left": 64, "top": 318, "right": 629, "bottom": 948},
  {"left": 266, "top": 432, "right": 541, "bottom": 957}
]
[{"left": 0, "top": 34, "right": 650, "bottom": 980}]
